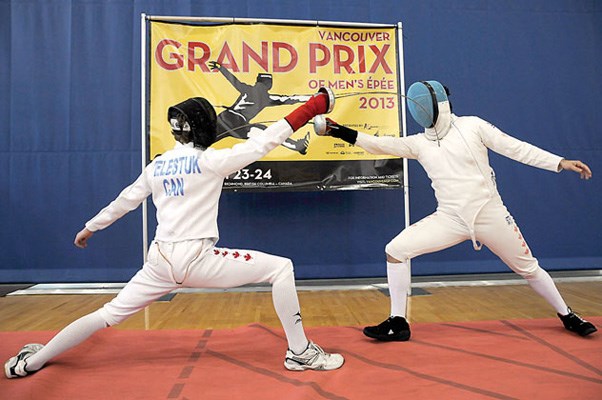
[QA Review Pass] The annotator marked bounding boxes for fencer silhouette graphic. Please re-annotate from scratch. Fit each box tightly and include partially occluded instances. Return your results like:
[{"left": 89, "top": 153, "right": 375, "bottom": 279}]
[{"left": 209, "top": 61, "right": 312, "bottom": 154}]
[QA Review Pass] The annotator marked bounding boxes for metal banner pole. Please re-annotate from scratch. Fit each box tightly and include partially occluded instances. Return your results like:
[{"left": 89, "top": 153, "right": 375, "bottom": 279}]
[{"left": 141, "top": 13, "right": 150, "bottom": 330}]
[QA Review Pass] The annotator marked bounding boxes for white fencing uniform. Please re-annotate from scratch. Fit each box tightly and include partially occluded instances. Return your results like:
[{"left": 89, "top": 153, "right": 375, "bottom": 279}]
[
  {"left": 353, "top": 82, "right": 593, "bottom": 338},
  {"left": 22, "top": 94, "right": 345, "bottom": 374},
  {"left": 357, "top": 114, "right": 563, "bottom": 275},
  {"left": 356, "top": 112, "right": 572, "bottom": 318},
  {"left": 82, "top": 120, "right": 303, "bottom": 327}
]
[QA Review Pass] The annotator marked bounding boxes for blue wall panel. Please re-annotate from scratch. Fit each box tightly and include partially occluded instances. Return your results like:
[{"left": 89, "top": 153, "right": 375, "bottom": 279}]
[{"left": 1, "top": 0, "right": 600, "bottom": 282}]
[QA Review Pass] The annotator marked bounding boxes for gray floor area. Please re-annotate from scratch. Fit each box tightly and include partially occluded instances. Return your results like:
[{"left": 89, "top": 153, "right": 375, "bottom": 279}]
[
  {"left": 0, "top": 284, "right": 35, "bottom": 297},
  {"left": 5, "top": 270, "right": 602, "bottom": 297}
]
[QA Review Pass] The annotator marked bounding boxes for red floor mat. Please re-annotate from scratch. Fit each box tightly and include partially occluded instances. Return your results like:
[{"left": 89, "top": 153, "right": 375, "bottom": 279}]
[{"left": 1, "top": 317, "right": 601, "bottom": 400}]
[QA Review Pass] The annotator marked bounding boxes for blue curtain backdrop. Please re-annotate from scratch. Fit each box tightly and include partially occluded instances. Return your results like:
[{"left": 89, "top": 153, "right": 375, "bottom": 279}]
[{"left": 1, "top": 0, "right": 601, "bottom": 282}]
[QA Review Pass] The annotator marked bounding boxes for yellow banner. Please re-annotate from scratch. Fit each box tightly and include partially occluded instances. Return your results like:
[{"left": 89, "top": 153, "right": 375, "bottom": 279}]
[{"left": 149, "top": 21, "right": 400, "bottom": 162}]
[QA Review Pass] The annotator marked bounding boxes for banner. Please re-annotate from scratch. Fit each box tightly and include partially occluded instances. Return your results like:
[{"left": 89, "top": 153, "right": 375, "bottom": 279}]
[{"left": 149, "top": 20, "right": 403, "bottom": 191}]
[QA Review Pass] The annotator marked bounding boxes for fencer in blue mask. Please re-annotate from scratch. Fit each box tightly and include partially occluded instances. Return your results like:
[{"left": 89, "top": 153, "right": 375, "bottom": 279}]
[
  {"left": 314, "top": 80, "right": 595, "bottom": 342},
  {"left": 406, "top": 80, "right": 452, "bottom": 142}
]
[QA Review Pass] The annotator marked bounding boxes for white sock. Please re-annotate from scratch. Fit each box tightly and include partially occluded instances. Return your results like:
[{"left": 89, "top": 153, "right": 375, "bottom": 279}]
[
  {"left": 525, "top": 268, "right": 569, "bottom": 315},
  {"left": 26, "top": 310, "right": 108, "bottom": 372},
  {"left": 271, "top": 266, "right": 308, "bottom": 355},
  {"left": 388, "top": 261, "right": 410, "bottom": 318}
]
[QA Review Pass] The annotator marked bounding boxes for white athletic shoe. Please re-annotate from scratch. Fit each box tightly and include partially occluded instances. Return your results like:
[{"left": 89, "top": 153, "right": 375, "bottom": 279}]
[
  {"left": 284, "top": 341, "right": 344, "bottom": 371},
  {"left": 5, "top": 343, "right": 44, "bottom": 378}
]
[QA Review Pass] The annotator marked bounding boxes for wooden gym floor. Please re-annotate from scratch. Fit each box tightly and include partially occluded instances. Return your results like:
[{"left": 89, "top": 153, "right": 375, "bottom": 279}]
[{"left": 1, "top": 273, "right": 601, "bottom": 332}]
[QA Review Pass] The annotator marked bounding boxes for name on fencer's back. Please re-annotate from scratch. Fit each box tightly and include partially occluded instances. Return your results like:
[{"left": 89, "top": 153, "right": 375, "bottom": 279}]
[{"left": 153, "top": 156, "right": 202, "bottom": 197}]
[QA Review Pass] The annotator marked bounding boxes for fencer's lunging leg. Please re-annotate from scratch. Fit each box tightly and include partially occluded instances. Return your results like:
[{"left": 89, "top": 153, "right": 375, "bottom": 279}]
[
  {"left": 523, "top": 267, "right": 569, "bottom": 315},
  {"left": 475, "top": 208, "right": 570, "bottom": 316},
  {"left": 382, "top": 212, "right": 468, "bottom": 320},
  {"left": 362, "top": 253, "right": 412, "bottom": 341},
  {"left": 25, "top": 310, "right": 108, "bottom": 372},
  {"left": 185, "top": 250, "right": 311, "bottom": 354},
  {"left": 386, "top": 257, "right": 411, "bottom": 318},
  {"left": 364, "top": 214, "right": 469, "bottom": 342},
  {"left": 270, "top": 259, "right": 309, "bottom": 355}
]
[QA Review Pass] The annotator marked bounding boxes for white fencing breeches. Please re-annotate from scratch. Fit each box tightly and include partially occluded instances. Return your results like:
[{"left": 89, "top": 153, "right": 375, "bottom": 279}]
[
  {"left": 98, "top": 239, "right": 308, "bottom": 352},
  {"left": 385, "top": 200, "right": 540, "bottom": 277},
  {"left": 28, "top": 240, "right": 311, "bottom": 370},
  {"left": 384, "top": 199, "right": 568, "bottom": 314}
]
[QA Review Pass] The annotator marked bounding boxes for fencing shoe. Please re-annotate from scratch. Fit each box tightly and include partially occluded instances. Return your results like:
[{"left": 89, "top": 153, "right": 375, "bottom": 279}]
[
  {"left": 5, "top": 343, "right": 44, "bottom": 378},
  {"left": 284, "top": 341, "right": 344, "bottom": 371},
  {"left": 558, "top": 308, "right": 597, "bottom": 337},
  {"left": 363, "top": 316, "right": 411, "bottom": 341}
]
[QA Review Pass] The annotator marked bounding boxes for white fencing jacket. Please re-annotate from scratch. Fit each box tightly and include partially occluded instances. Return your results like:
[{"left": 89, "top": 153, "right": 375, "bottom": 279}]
[
  {"left": 356, "top": 114, "right": 563, "bottom": 245},
  {"left": 86, "top": 120, "right": 293, "bottom": 243}
]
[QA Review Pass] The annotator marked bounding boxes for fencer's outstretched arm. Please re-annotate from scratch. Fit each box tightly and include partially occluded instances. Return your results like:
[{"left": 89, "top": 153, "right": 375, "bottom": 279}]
[
  {"left": 478, "top": 118, "right": 592, "bottom": 179},
  {"left": 204, "top": 89, "right": 333, "bottom": 177},
  {"left": 314, "top": 116, "right": 418, "bottom": 159},
  {"left": 73, "top": 115, "right": 296, "bottom": 248},
  {"left": 202, "top": 120, "right": 297, "bottom": 177},
  {"left": 74, "top": 170, "right": 153, "bottom": 248},
  {"left": 75, "top": 90, "right": 332, "bottom": 247},
  {"left": 355, "top": 131, "right": 419, "bottom": 159},
  {"left": 559, "top": 159, "right": 592, "bottom": 179},
  {"left": 476, "top": 117, "right": 572, "bottom": 173}
]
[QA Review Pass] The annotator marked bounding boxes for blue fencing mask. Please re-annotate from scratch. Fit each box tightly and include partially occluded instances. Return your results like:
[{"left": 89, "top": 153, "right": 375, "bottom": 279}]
[{"left": 406, "top": 81, "right": 449, "bottom": 129}]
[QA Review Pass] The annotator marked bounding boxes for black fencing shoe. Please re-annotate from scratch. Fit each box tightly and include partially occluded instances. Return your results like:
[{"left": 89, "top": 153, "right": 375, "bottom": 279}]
[
  {"left": 558, "top": 308, "right": 597, "bottom": 337},
  {"left": 363, "top": 316, "right": 411, "bottom": 341}
]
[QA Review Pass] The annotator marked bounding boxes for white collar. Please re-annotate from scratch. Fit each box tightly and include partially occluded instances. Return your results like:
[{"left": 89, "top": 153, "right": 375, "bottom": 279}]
[
  {"left": 174, "top": 141, "right": 195, "bottom": 149},
  {"left": 424, "top": 101, "right": 452, "bottom": 141}
]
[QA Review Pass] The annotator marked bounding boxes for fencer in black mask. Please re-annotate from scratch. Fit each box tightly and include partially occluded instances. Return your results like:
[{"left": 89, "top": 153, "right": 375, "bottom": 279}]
[
  {"left": 5, "top": 88, "right": 346, "bottom": 379},
  {"left": 168, "top": 97, "right": 217, "bottom": 149}
]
